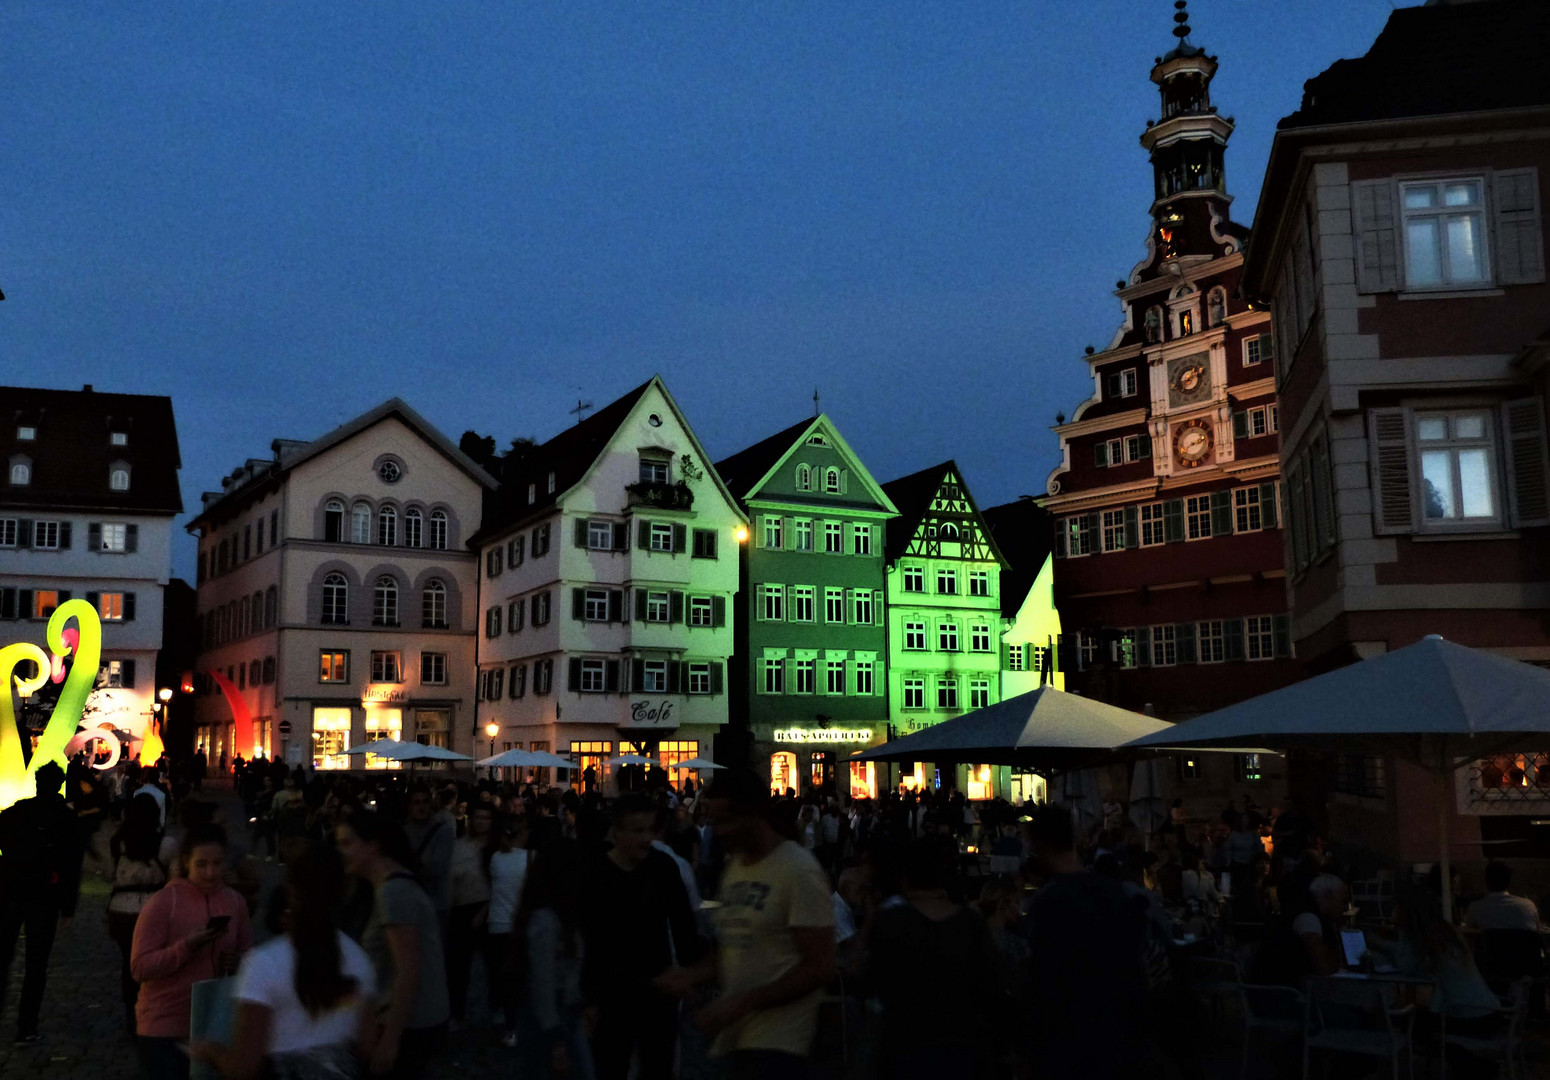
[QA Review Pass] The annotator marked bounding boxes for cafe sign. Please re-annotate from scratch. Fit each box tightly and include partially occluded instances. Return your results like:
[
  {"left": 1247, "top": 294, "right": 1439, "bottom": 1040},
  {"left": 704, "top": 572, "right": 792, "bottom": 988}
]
[
  {"left": 622, "top": 699, "right": 677, "bottom": 729},
  {"left": 362, "top": 685, "right": 407, "bottom": 705},
  {"left": 774, "top": 728, "right": 873, "bottom": 745}
]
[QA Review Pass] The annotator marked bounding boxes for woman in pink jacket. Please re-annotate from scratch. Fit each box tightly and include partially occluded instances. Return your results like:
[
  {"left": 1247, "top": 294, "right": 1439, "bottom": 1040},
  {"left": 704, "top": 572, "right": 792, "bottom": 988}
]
[{"left": 131, "top": 823, "right": 252, "bottom": 1080}]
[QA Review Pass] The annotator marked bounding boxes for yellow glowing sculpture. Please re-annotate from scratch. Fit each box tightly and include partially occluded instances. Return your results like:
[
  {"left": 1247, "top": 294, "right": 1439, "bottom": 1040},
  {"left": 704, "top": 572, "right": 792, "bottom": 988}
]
[{"left": 0, "top": 600, "right": 102, "bottom": 810}]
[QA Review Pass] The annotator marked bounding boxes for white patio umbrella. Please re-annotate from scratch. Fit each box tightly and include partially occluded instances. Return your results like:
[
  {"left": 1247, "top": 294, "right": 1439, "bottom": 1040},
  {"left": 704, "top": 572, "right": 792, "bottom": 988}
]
[
  {"left": 674, "top": 757, "right": 726, "bottom": 770},
  {"left": 410, "top": 744, "right": 473, "bottom": 762},
  {"left": 344, "top": 739, "right": 409, "bottom": 756},
  {"left": 1125, "top": 634, "right": 1550, "bottom": 920},
  {"left": 525, "top": 751, "right": 576, "bottom": 770},
  {"left": 607, "top": 754, "right": 656, "bottom": 766},
  {"left": 478, "top": 748, "right": 537, "bottom": 768}
]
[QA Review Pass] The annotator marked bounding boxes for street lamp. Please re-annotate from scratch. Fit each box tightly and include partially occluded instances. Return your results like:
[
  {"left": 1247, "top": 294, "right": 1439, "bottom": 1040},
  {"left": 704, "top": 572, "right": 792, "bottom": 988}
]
[
  {"left": 485, "top": 721, "right": 499, "bottom": 779},
  {"left": 734, "top": 525, "right": 749, "bottom": 544}
]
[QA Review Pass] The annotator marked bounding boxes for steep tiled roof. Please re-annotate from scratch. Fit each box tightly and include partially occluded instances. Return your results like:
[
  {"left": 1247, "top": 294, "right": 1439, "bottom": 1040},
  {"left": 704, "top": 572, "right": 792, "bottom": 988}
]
[
  {"left": 713, "top": 418, "right": 815, "bottom": 505},
  {"left": 0, "top": 385, "right": 182, "bottom": 514},
  {"left": 982, "top": 499, "right": 1054, "bottom": 620},
  {"left": 1281, "top": 0, "right": 1550, "bottom": 130},
  {"left": 470, "top": 378, "right": 656, "bottom": 545}
]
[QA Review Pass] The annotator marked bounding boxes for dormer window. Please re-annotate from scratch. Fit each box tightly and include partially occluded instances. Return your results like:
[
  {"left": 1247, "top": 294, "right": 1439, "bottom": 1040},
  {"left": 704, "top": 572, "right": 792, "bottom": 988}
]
[
  {"left": 9, "top": 458, "right": 30, "bottom": 486},
  {"left": 806, "top": 434, "right": 828, "bottom": 447},
  {"left": 16, "top": 427, "right": 35, "bottom": 441},
  {"left": 823, "top": 467, "right": 843, "bottom": 494},
  {"left": 110, "top": 432, "right": 128, "bottom": 447},
  {"left": 639, "top": 456, "right": 671, "bottom": 484},
  {"left": 109, "top": 467, "right": 131, "bottom": 491},
  {"left": 795, "top": 464, "right": 812, "bottom": 491}
]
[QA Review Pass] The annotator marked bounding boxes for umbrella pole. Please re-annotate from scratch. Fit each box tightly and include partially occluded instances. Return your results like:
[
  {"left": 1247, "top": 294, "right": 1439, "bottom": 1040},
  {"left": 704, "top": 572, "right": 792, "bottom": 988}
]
[{"left": 1438, "top": 765, "right": 1454, "bottom": 924}]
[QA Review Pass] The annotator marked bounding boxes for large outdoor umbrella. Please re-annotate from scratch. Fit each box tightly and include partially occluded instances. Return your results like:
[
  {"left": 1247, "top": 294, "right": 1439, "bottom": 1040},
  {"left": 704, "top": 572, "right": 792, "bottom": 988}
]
[
  {"left": 478, "top": 748, "right": 538, "bottom": 768},
  {"left": 1124, "top": 635, "right": 1550, "bottom": 919},
  {"left": 607, "top": 754, "right": 656, "bottom": 766},
  {"left": 674, "top": 757, "right": 725, "bottom": 771},
  {"left": 344, "top": 739, "right": 409, "bottom": 756},
  {"left": 525, "top": 751, "right": 576, "bottom": 770},
  {"left": 850, "top": 685, "right": 1177, "bottom": 768},
  {"left": 409, "top": 744, "right": 473, "bottom": 763}
]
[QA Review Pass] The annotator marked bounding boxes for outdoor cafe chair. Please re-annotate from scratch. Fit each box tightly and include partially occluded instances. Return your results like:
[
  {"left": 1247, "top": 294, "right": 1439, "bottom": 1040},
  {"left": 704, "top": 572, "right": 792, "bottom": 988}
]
[
  {"left": 1352, "top": 871, "right": 1396, "bottom": 922},
  {"left": 1188, "top": 957, "right": 1305, "bottom": 1079},
  {"left": 1302, "top": 975, "right": 1416, "bottom": 1080},
  {"left": 1439, "top": 977, "right": 1532, "bottom": 1080}
]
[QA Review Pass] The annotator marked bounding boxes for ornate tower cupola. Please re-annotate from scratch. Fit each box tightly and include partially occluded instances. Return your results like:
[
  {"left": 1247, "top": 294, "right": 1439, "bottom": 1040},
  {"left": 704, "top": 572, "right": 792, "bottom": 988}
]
[{"left": 1137, "top": 1, "right": 1239, "bottom": 274}]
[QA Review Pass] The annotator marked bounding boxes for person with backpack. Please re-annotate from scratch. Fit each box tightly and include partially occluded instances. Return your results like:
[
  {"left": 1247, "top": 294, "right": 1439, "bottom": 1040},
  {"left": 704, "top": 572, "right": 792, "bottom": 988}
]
[
  {"left": 335, "top": 810, "right": 449, "bottom": 1080},
  {"left": 0, "top": 762, "right": 85, "bottom": 1047},
  {"left": 108, "top": 792, "right": 169, "bottom": 1034}
]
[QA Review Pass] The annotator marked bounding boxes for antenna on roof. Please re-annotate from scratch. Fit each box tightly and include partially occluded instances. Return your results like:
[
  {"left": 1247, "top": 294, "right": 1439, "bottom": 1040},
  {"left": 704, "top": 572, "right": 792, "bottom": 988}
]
[
  {"left": 813, "top": 388, "right": 820, "bottom": 418},
  {"left": 569, "top": 398, "right": 593, "bottom": 425}
]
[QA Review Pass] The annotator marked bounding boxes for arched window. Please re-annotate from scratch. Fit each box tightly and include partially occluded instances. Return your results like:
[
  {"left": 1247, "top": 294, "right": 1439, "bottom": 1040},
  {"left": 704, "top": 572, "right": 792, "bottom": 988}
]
[
  {"left": 378, "top": 504, "right": 397, "bottom": 546},
  {"left": 1207, "top": 286, "right": 1228, "bottom": 327},
  {"left": 422, "top": 578, "right": 447, "bottom": 628},
  {"left": 323, "top": 499, "right": 345, "bottom": 542},
  {"left": 8, "top": 459, "right": 30, "bottom": 486},
  {"left": 321, "top": 573, "right": 348, "bottom": 625},
  {"left": 264, "top": 585, "right": 278, "bottom": 629},
  {"left": 373, "top": 575, "right": 399, "bottom": 626},
  {"left": 429, "top": 509, "right": 448, "bottom": 550},
  {"left": 795, "top": 464, "right": 811, "bottom": 491},
  {"left": 823, "top": 467, "right": 841, "bottom": 494},
  {"left": 109, "top": 467, "right": 130, "bottom": 491},
  {"left": 1144, "top": 306, "right": 1164, "bottom": 344},
  {"left": 404, "top": 507, "right": 423, "bottom": 548},
  {"left": 350, "top": 502, "right": 371, "bottom": 544},
  {"left": 939, "top": 522, "right": 959, "bottom": 540}
]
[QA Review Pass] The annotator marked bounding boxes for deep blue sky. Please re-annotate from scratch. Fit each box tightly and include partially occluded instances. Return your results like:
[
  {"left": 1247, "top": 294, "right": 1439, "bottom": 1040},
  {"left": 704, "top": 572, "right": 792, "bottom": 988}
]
[{"left": 2, "top": 1, "right": 1397, "bottom": 578}]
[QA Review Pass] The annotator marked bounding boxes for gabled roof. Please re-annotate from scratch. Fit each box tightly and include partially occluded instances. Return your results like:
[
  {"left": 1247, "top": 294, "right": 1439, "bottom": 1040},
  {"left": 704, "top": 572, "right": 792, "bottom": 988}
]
[
  {"left": 0, "top": 384, "right": 182, "bottom": 514},
  {"left": 714, "top": 414, "right": 899, "bottom": 517},
  {"left": 1280, "top": 0, "right": 1550, "bottom": 130},
  {"left": 880, "top": 460, "right": 1007, "bottom": 569},
  {"left": 187, "top": 397, "right": 496, "bottom": 530},
  {"left": 982, "top": 499, "right": 1054, "bottom": 619}
]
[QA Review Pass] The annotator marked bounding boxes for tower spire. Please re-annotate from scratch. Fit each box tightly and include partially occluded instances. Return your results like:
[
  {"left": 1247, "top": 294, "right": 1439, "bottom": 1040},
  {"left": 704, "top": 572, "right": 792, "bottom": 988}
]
[{"left": 1172, "top": 0, "right": 1191, "bottom": 47}]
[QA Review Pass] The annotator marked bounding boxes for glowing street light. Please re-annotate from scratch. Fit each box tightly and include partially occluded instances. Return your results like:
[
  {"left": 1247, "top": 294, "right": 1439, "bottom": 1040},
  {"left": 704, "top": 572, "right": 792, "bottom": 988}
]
[{"left": 734, "top": 525, "right": 749, "bottom": 544}]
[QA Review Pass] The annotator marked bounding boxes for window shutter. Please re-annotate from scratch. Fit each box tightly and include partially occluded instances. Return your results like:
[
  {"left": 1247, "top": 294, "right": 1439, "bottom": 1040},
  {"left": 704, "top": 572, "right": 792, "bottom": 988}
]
[
  {"left": 1094, "top": 442, "right": 1109, "bottom": 468},
  {"left": 613, "top": 522, "right": 629, "bottom": 551},
  {"left": 515, "top": 536, "right": 525, "bottom": 565},
  {"left": 637, "top": 520, "right": 650, "bottom": 549},
  {"left": 1260, "top": 482, "right": 1280, "bottom": 529},
  {"left": 1123, "top": 504, "right": 1139, "bottom": 548},
  {"left": 59, "top": 589, "right": 71, "bottom": 603},
  {"left": 631, "top": 659, "right": 645, "bottom": 691},
  {"left": 1503, "top": 397, "right": 1550, "bottom": 527},
  {"left": 635, "top": 588, "right": 648, "bottom": 622},
  {"left": 670, "top": 591, "right": 685, "bottom": 624},
  {"left": 1273, "top": 614, "right": 1293, "bottom": 659},
  {"left": 671, "top": 523, "right": 686, "bottom": 553},
  {"left": 1054, "top": 519, "right": 1068, "bottom": 558},
  {"left": 1163, "top": 500, "right": 1184, "bottom": 543},
  {"left": 710, "top": 662, "right": 724, "bottom": 694},
  {"left": 1492, "top": 168, "right": 1545, "bottom": 285},
  {"left": 1260, "top": 332, "right": 1276, "bottom": 365},
  {"left": 126, "top": 524, "right": 138, "bottom": 553},
  {"left": 574, "top": 519, "right": 588, "bottom": 547},
  {"left": 18, "top": 590, "right": 32, "bottom": 618},
  {"left": 1232, "top": 411, "right": 1248, "bottom": 439},
  {"left": 1210, "top": 490, "right": 1232, "bottom": 535},
  {"left": 1351, "top": 179, "right": 1400, "bottom": 293},
  {"left": 17, "top": 520, "right": 30, "bottom": 549},
  {"left": 667, "top": 661, "right": 682, "bottom": 694},
  {"left": 0, "top": 588, "right": 13, "bottom": 620},
  {"left": 571, "top": 588, "right": 585, "bottom": 620},
  {"left": 1139, "top": 435, "right": 1152, "bottom": 459},
  {"left": 1176, "top": 623, "right": 1196, "bottom": 664},
  {"left": 605, "top": 660, "right": 620, "bottom": 693},
  {"left": 1136, "top": 628, "right": 1151, "bottom": 667},
  {"left": 608, "top": 590, "right": 623, "bottom": 623},
  {"left": 873, "top": 590, "right": 884, "bottom": 626},
  {"left": 57, "top": 521, "right": 71, "bottom": 550},
  {"left": 567, "top": 657, "right": 582, "bottom": 690},
  {"left": 122, "top": 659, "right": 136, "bottom": 689},
  {"left": 88, "top": 523, "right": 101, "bottom": 550},
  {"left": 1224, "top": 619, "right": 1245, "bottom": 661},
  {"left": 712, "top": 596, "right": 726, "bottom": 627},
  {"left": 1367, "top": 408, "right": 1415, "bottom": 535},
  {"left": 85, "top": 590, "right": 100, "bottom": 611}
]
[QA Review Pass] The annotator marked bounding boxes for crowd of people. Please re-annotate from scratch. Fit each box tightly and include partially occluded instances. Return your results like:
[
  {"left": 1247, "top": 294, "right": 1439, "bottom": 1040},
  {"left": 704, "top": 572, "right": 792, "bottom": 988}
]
[{"left": 1, "top": 751, "right": 1547, "bottom": 1080}]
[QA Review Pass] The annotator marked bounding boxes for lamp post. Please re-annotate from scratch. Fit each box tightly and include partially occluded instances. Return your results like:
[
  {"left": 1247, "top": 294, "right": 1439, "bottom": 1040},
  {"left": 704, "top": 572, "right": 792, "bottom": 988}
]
[{"left": 485, "top": 721, "right": 499, "bottom": 781}]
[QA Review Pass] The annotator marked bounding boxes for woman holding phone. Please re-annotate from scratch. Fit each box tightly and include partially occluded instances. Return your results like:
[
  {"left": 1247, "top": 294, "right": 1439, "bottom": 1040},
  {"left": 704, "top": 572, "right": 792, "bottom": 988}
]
[{"left": 131, "top": 823, "right": 252, "bottom": 1080}]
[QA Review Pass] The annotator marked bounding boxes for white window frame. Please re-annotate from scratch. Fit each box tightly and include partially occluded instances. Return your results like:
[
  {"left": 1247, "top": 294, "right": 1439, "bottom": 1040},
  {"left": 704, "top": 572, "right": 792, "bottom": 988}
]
[
  {"left": 852, "top": 590, "right": 875, "bottom": 625},
  {"left": 370, "top": 650, "right": 402, "bottom": 683},
  {"left": 854, "top": 661, "right": 875, "bottom": 696},
  {"left": 1398, "top": 176, "right": 1491, "bottom": 291},
  {"left": 1198, "top": 620, "right": 1226, "bottom": 663},
  {"left": 642, "top": 660, "right": 668, "bottom": 692},
  {"left": 850, "top": 523, "right": 873, "bottom": 556},
  {"left": 1243, "top": 335, "right": 1264, "bottom": 367},
  {"left": 1151, "top": 625, "right": 1177, "bottom": 667},
  {"left": 639, "top": 457, "right": 671, "bottom": 484},
  {"left": 1185, "top": 495, "right": 1213, "bottom": 540},
  {"left": 687, "top": 663, "right": 711, "bottom": 695},
  {"left": 937, "top": 622, "right": 959, "bottom": 652},
  {"left": 647, "top": 591, "right": 671, "bottom": 623},
  {"left": 1140, "top": 502, "right": 1165, "bottom": 547},
  {"left": 823, "top": 468, "right": 841, "bottom": 494},
  {"left": 1007, "top": 644, "right": 1025, "bottom": 672},
  {"left": 580, "top": 659, "right": 607, "bottom": 693},
  {"left": 16, "top": 426, "right": 35, "bottom": 441},
  {"left": 936, "top": 677, "right": 959, "bottom": 711},
  {"left": 793, "top": 658, "right": 815, "bottom": 694},
  {"left": 1246, "top": 615, "right": 1276, "bottom": 661},
  {"left": 1064, "top": 516, "right": 1093, "bottom": 557},
  {"left": 790, "top": 585, "right": 815, "bottom": 623},
  {"left": 969, "top": 679, "right": 991, "bottom": 710},
  {"left": 969, "top": 624, "right": 991, "bottom": 652},
  {"left": 901, "top": 565, "right": 925, "bottom": 592},
  {"left": 1413, "top": 409, "right": 1503, "bottom": 531},
  {"left": 421, "top": 652, "right": 447, "bottom": 686},
  {"left": 825, "top": 660, "right": 846, "bottom": 695},
  {"left": 98, "top": 592, "right": 125, "bottom": 621},
  {"left": 33, "top": 520, "right": 60, "bottom": 549},
  {"left": 824, "top": 588, "right": 845, "bottom": 623},
  {"left": 0, "top": 519, "right": 15, "bottom": 547},
  {"left": 589, "top": 519, "right": 615, "bottom": 550},
  {"left": 760, "top": 584, "right": 784, "bottom": 622},
  {"left": 794, "top": 519, "right": 813, "bottom": 551},
  {"left": 823, "top": 521, "right": 843, "bottom": 553},
  {"left": 646, "top": 521, "right": 672, "bottom": 551},
  {"left": 688, "top": 596, "right": 713, "bottom": 627},
  {"left": 902, "top": 677, "right": 926, "bottom": 710},
  {"left": 101, "top": 523, "right": 128, "bottom": 552},
  {"left": 968, "top": 570, "right": 990, "bottom": 597},
  {"left": 936, "top": 567, "right": 958, "bottom": 595},
  {"left": 1234, "top": 487, "right": 1263, "bottom": 534},
  {"left": 903, "top": 620, "right": 927, "bottom": 651},
  {"left": 1101, "top": 508, "right": 1126, "bottom": 553},
  {"left": 762, "top": 658, "right": 785, "bottom": 694},
  {"left": 762, "top": 516, "right": 784, "bottom": 549},
  {"left": 584, "top": 588, "right": 610, "bottom": 622}
]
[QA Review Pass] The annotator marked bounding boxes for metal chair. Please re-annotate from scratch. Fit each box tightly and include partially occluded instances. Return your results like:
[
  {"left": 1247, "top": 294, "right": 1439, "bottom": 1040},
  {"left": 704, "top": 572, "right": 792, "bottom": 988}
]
[
  {"left": 1302, "top": 976, "right": 1416, "bottom": 1080},
  {"left": 1188, "top": 956, "right": 1305, "bottom": 1079},
  {"left": 1440, "top": 977, "right": 1531, "bottom": 1080},
  {"left": 1353, "top": 870, "right": 1395, "bottom": 922}
]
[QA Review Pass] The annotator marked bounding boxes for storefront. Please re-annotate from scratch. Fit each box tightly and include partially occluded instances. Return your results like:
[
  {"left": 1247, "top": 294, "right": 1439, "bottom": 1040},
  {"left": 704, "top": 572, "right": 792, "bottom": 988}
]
[
  {"left": 754, "top": 722, "right": 888, "bottom": 800},
  {"left": 305, "top": 686, "right": 462, "bottom": 771}
]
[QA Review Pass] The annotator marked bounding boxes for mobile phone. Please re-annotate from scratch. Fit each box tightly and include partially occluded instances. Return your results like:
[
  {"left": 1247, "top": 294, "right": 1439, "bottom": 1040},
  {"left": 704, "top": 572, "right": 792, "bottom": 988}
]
[{"left": 205, "top": 915, "right": 231, "bottom": 933}]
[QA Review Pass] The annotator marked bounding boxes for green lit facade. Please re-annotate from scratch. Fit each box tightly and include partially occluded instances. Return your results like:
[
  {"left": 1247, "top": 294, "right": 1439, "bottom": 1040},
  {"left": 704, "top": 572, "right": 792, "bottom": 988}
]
[{"left": 715, "top": 416, "right": 897, "bottom": 798}]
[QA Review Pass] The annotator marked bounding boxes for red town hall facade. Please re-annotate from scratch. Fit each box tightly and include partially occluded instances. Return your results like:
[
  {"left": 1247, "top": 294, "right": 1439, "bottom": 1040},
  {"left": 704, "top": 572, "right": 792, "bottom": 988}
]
[{"left": 1041, "top": 23, "right": 1299, "bottom": 722}]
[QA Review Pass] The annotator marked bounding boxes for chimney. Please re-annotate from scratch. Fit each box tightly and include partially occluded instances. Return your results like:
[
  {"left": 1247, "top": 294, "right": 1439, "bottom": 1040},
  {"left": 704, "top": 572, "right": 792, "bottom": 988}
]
[{"left": 82, "top": 384, "right": 93, "bottom": 393}]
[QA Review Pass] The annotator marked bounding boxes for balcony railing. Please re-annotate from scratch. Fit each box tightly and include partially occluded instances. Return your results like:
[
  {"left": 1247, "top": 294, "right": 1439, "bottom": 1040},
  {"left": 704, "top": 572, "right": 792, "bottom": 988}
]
[{"left": 625, "top": 480, "right": 694, "bottom": 510}]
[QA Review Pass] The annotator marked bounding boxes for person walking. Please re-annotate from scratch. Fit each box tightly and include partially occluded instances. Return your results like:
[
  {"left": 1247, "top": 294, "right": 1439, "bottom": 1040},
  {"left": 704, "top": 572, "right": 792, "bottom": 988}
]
[
  {"left": 445, "top": 802, "right": 493, "bottom": 1026},
  {"left": 403, "top": 785, "right": 454, "bottom": 926},
  {"left": 483, "top": 813, "right": 529, "bottom": 1044},
  {"left": 658, "top": 771, "right": 835, "bottom": 1080},
  {"left": 130, "top": 823, "right": 252, "bottom": 1079},
  {"left": 0, "top": 762, "right": 85, "bottom": 1047},
  {"left": 335, "top": 810, "right": 449, "bottom": 1080},
  {"left": 193, "top": 844, "right": 378, "bottom": 1080},
  {"left": 108, "top": 792, "right": 170, "bottom": 1034},
  {"left": 513, "top": 844, "right": 594, "bottom": 1079}
]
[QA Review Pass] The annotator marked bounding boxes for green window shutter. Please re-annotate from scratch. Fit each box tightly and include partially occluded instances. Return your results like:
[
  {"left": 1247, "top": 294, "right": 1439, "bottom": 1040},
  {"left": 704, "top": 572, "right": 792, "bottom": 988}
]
[
  {"left": 1351, "top": 178, "right": 1400, "bottom": 293},
  {"left": 574, "top": 519, "right": 588, "bottom": 547},
  {"left": 571, "top": 588, "right": 585, "bottom": 620},
  {"left": 1224, "top": 619, "right": 1245, "bottom": 661},
  {"left": 710, "top": 662, "right": 724, "bottom": 695},
  {"left": 605, "top": 660, "right": 620, "bottom": 693},
  {"left": 1177, "top": 623, "right": 1196, "bottom": 664},
  {"left": 1260, "top": 332, "right": 1275, "bottom": 365},
  {"left": 88, "top": 523, "right": 101, "bottom": 550},
  {"left": 125, "top": 524, "right": 138, "bottom": 552},
  {"left": 1055, "top": 519, "right": 1068, "bottom": 558},
  {"left": 1232, "top": 411, "right": 1249, "bottom": 439},
  {"left": 567, "top": 657, "right": 582, "bottom": 690},
  {"left": 1163, "top": 500, "right": 1184, "bottom": 543},
  {"left": 873, "top": 591, "right": 884, "bottom": 626},
  {"left": 670, "top": 591, "right": 685, "bottom": 624},
  {"left": 635, "top": 589, "right": 648, "bottom": 622},
  {"left": 712, "top": 596, "right": 726, "bottom": 627},
  {"left": 1123, "top": 504, "right": 1139, "bottom": 548},
  {"left": 1084, "top": 512, "right": 1100, "bottom": 544},
  {"left": 613, "top": 523, "right": 629, "bottom": 550},
  {"left": 1139, "top": 435, "right": 1152, "bottom": 459},
  {"left": 1210, "top": 490, "right": 1233, "bottom": 535},
  {"left": 1273, "top": 614, "right": 1292, "bottom": 658},
  {"left": 631, "top": 659, "right": 645, "bottom": 691},
  {"left": 1260, "top": 482, "right": 1280, "bottom": 529},
  {"left": 608, "top": 590, "right": 623, "bottom": 623},
  {"left": 637, "top": 519, "right": 651, "bottom": 549},
  {"left": 672, "top": 523, "right": 687, "bottom": 553},
  {"left": 1094, "top": 442, "right": 1109, "bottom": 468},
  {"left": 667, "top": 661, "right": 682, "bottom": 694},
  {"left": 1136, "top": 628, "right": 1151, "bottom": 667}
]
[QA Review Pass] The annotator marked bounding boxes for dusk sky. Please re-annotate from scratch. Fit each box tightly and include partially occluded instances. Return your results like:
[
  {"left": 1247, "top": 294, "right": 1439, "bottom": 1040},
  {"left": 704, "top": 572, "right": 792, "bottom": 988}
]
[{"left": 2, "top": 1, "right": 1397, "bottom": 578}]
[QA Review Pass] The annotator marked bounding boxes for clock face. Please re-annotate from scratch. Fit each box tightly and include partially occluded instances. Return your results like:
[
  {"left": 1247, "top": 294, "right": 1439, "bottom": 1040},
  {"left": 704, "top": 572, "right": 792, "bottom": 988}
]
[
  {"left": 1173, "top": 421, "right": 1213, "bottom": 467},
  {"left": 1167, "top": 352, "right": 1212, "bottom": 407}
]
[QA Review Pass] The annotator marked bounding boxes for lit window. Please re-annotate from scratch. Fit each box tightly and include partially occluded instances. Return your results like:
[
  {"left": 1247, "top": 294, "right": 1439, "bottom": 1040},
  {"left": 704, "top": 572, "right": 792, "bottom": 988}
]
[
  {"left": 32, "top": 590, "right": 60, "bottom": 619},
  {"left": 101, "top": 523, "right": 128, "bottom": 551},
  {"left": 1063, "top": 516, "right": 1093, "bottom": 556},
  {"left": 9, "top": 461, "right": 30, "bottom": 486},
  {"left": 109, "top": 468, "right": 130, "bottom": 491},
  {"left": 98, "top": 593, "right": 125, "bottom": 621},
  {"left": 1400, "top": 178, "right": 1488, "bottom": 288},
  {"left": 319, "top": 651, "right": 348, "bottom": 683},
  {"left": 1416, "top": 411, "right": 1499, "bottom": 525},
  {"left": 110, "top": 431, "right": 128, "bottom": 447},
  {"left": 17, "top": 427, "right": 35, "bottom": 441}
]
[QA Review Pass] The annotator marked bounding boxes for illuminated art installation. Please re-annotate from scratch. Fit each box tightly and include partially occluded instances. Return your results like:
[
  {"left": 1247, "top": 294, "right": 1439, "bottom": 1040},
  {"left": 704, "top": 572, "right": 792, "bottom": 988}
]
[
  {"left": 0, "top": 599, "right": 102, "bottom": 810},
  {"left": 208, "top": 668, "right": 256, "bottom": 759}
]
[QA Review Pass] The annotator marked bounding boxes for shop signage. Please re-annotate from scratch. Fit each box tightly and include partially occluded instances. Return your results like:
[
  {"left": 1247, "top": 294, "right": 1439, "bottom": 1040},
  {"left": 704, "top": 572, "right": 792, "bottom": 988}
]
[
  {"left": 773, "top": 728, "right": 873, "bottom": 744},
  {"left": 362, "top": 685, "right": 407, "bottom": 705},
  {"left": 623, "top": 700, "right": 676, "bottom": 728}
]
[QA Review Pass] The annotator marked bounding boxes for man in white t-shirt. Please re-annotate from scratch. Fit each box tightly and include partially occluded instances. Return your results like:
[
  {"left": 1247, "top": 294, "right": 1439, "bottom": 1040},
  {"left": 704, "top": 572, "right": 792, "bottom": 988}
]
[
  {"left": 657, "top": 771, "right": 835, "bottom": 1080},
  {"left": 1468, "top": 862, "right": 1543, "bottom": 931}
]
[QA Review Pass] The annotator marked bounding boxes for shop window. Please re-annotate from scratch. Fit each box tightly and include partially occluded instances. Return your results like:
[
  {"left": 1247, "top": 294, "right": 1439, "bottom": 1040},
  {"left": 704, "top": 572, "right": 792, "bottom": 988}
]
[
  {"left": 313, "top": 708, "right": 352, "bottom": 770},
  {"left": 849, "top": 761, "right": 877, "bottom": 800},
  {"left": 771, "top": 751, "right": 798, "bottom": 796},
  {"left": 364, "top": 710, "right": 403, "bottom": 769}
]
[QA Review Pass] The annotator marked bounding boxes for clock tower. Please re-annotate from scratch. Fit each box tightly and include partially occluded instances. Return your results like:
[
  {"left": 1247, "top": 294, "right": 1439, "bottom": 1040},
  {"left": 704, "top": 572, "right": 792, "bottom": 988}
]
[{"left": 1038, "top": 3, "right": 1297, "bottom": 735}]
